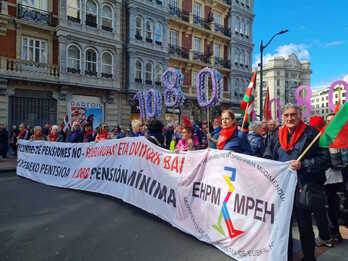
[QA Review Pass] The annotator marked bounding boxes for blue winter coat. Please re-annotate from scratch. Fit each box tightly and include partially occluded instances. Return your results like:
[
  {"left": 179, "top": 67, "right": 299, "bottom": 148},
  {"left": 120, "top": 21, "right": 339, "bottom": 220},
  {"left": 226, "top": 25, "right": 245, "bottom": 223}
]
[
  {"left": 219, "top": 129, "right": 251, "bottom": 154},
  {"left": 247, "top": 132, "right": 265, "bottom": 157},
  {"left": 66, "top": 130, "right": 83, "bottom": 143},
  {"left": 209, "top": 127, "right": 221, "bottom": 149}
]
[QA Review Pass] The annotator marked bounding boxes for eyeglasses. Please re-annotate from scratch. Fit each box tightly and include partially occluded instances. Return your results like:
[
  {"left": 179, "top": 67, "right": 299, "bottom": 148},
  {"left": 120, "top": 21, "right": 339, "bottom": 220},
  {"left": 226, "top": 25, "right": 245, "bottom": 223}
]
[{"left": 283, "top": 113, "right": 298, "bottom": 118}]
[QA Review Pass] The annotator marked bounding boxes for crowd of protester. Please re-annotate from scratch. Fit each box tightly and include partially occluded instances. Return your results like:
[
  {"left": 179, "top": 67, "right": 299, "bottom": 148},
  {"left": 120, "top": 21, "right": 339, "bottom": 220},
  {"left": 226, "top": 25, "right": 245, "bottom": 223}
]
[{"left": 2, "top": 103, "right": 348, "bottom": 261}]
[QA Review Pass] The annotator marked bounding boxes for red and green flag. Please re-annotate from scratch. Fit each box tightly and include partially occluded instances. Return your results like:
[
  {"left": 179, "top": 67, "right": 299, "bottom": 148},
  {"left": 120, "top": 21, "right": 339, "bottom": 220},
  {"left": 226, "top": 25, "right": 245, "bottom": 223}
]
[
  {"left": 240, "top": 72, "right": 256, "bottom": 111},
  {"left": 319, "top": 102, "right": 348, "bottom": 149},
  {"left": 263, "top": 87, "right": 272, "bottom": 121}
]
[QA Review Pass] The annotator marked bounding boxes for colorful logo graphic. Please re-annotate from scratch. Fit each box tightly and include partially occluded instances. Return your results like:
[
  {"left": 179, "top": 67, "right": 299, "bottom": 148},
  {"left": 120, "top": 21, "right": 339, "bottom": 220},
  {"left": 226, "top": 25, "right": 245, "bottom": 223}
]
[{"left": 212, "top": 166, "right": 245, "bottom": 239}]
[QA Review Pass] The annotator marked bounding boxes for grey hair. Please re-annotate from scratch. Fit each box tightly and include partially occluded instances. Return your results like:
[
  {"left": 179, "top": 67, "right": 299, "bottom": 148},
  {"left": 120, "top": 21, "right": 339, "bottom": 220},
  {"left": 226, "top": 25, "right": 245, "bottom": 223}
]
[
  {"left": 282, "top": 103, "right": 301, "bottom": 115},
  {"left": 51, "top": 125, "right": 59, "bottom": 131},
  {"left": 250, "top": 121, "right": 263, "bottom": 132},
  {"left": 34, "top": 126, "right": 42, "bottom": 132}
]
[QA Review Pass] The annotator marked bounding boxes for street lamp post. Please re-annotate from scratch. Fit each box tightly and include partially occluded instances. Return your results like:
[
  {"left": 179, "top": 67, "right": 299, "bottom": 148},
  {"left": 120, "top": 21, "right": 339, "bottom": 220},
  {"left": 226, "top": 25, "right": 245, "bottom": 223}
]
[{"left": 259, "top": 29, "right": 288, "bottom": 120}]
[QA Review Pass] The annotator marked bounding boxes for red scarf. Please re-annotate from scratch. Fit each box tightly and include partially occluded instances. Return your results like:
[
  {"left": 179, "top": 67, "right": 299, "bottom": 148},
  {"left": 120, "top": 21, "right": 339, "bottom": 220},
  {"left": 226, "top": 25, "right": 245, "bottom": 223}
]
[
  {"left": 33, "top": 134, "right": 43, "bottom": 140},
  {"left": 18, "top": 129, "right": 27, "bottom": 139},
  {"left": 217, "top": 125, "right": 236, "bottom": 150},
  {"left": 278, "top": 121, "right": 307, "bottom": 152},
  {"left": 96, "top": 130, "right": 108, "bottom": 142},
  {"left": 49, "top": 133, "right": 57, "bottom": 141}
]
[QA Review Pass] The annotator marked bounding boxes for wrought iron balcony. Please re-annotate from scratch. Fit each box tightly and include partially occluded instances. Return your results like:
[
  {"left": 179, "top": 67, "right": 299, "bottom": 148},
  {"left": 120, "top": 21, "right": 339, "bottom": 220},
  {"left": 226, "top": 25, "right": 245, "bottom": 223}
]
[
  {"left": 86, "top": 14, "right": 97, "bottom": 27},
  {"left": 156, "top": 0, "right": 163, "bottom": 5},
  {"left": 85, "top": 70, "right": 97, "bottom": 77},
  {"left": 102, "top": 25, "right": 113, "bottom": 32},
  {"left": 146, "top": 38, "right": 153, "bottom": 43},
  {"left": 67, "top": 67, "right": 80, "bottom": 74},
  {"left": 169, "top": 45, "right": 190, "bottom": 59},
  {"left": 135, "top": 31, "right": 143, "bottom": 40},
  {"left": 155, "top": 81, "right": 161, "bottom": 86},
  {"left": 101, "top": 73, "right": 112, "bottom": 78},
  {"left": 145, "top": 80, "right": 152, "bottom": 85},
  {"left": 68, "top": 16, "right": 80, "bottom": 23},
  {"left": 135, "top": 78, "right": 142, "bottom": 83},
  {"left": 214, "top": 24, "right": 231, "bottom": 37},
  {"left": 192, "top": 51, "right": 211, "bottom": 64},
  {"left": 214, "top": 57, "right": 231, "bottom": 69},
  {"left": 17, "top": 4, "right": 52, "bottom": 26},
  {"left": 193, "top": 15, "right": 211, "bottom": 30},
  {"left": 155, "top": 40, "right": 162, "bottom": 46},
  {"left": 168, "top": 5, "right": 190, "bottom": 23}
]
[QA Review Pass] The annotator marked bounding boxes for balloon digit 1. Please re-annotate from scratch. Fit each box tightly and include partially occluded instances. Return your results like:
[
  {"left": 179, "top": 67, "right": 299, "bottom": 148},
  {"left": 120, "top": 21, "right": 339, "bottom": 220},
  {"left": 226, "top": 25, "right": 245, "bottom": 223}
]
[
  {"left": 196, "top": 67, "right": 223, "bottom": 108},
  {"left": 328, "top": 80, "right": 348, "bottom": 112},
  {"left": 161, "top": 68, "right": 185, "bottom": 107},
  {"left": 134, "top": 90, "right": 146, "bottom": 121},
  {"left": 145, "top": 89, "right": 162, "bottom": 119},
  {"left": 269, "top": 98, "right": 282, "bottom": 124},
  {"left": 295, "top": 85, "right": 312, "bottom": 118}
]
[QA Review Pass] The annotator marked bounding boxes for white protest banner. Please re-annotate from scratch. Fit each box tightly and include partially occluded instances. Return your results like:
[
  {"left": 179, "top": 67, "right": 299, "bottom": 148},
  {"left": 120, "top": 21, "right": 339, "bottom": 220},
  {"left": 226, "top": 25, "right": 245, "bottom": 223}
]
[{"left": 17, "top": 137, "right": 297, "bottom": 261}]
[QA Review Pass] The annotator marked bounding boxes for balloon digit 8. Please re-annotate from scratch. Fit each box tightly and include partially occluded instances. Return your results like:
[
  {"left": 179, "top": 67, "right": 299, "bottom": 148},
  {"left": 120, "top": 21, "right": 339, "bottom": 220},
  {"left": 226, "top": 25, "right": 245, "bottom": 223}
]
[
  {"left": 295, "top": 85, "right": 312, "bottom": 118},
  {"left": 328, "top": 80, "right": 348, "bottom": 112},
  {"left": 162, "top": 68, "right": 185, "bottom": 107}
]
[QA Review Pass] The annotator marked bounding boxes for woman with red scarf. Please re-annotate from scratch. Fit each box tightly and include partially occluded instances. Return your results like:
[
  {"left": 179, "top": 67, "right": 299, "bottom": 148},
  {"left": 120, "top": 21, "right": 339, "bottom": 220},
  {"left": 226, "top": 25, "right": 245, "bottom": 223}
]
[
  {"left": 30, "top": 126, "right": 46, "bottom": 141},
  {"left": 95, "top": 123, "right": 110, "bottom": 142},
  {"left": 17, "top": 123, "right": 29, "bottom": 142},
  {"left": 217, "top": 110, "right": 250, "bottom": 153}
]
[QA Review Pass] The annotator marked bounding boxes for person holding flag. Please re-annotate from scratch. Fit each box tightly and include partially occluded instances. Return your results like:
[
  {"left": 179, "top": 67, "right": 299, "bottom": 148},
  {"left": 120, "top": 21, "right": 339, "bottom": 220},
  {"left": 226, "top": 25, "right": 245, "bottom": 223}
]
[{"left": 264, "top": 103, "right": 330, "bottom": 261}]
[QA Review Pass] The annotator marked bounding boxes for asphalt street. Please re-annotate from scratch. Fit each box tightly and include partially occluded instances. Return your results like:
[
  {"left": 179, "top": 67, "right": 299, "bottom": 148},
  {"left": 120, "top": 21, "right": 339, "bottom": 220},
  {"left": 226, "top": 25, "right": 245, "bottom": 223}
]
[{"left": 0, "top": 171, "right": 234, "bottom": 261}]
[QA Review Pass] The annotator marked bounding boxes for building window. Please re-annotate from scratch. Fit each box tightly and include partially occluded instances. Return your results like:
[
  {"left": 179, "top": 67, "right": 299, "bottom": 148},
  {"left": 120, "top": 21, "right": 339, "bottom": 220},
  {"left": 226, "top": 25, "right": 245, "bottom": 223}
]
[
  {"left": 67, "top": 45, "right": 81, "bottom": 73},
  {"left": 245, "top": 21, "right": 249, "bottom": 37},
  {"left": 23, "top": 0, "right": 47, "bottom": 10},
  {"left": 234, "top": 16, "right": 240, "bottom": 33},
  {"left": 214, "top": 12, "right": 221, "bottom": 26},
  {"left": 135, "top": 60, "right": 143, "bottom": 82},
  {"left": 67, "top": 0, "right": 81, "bottom": 22},
  {"left": 145, "top": 19, "right": 153, "bottom": 42},
  {"left": 102, "top": 5, "right": 113, "bottom": 31},
  {"left": 145, "top": 63, "right": 153, "bottom": 84},
  {"left": 240, "top": 19, "right": 244, "bottom": 35},
  {"left": 215, "top": 43, "right": 220, "bottom": 59},
  {"left": 101, "top": 52, "right": 113, "bottom": 78},
  {"left": 155, "top": 64, "right": 163, "bottom": 85},
  {"left": 154, "top": 22, "right": 162, "bottom": 45},
  {"left": 193, "top": 37, "right": 200, "bottom": 52},
  {"left": 192, "top": 71, "right": 198, "bottom": 86},
  {"left": 85, "top": 48, "right": 97, "bottom": 76},
  {"left": 86, "top": 0, "right": 97, "bottom": 27},
  {"left": 234, "top": 48, "right": 239, "bottom": 64},
  {"left": 277, "top": 79, "right": 280, "bottom": 86},
  {"left": 135, "top": 16, "right": 143, "bottom": 40},
  {"left": 22, "top": 37, "right": 47, "bottom": 64},
  {"left": 169, "top": 0, "right": 178, "bottom": 8},
  {"left": 193, "top": 2, "right": 201, "bottom": 17},
  {"left": 170, "top": 30, "right": 178, "bottom": 46}
]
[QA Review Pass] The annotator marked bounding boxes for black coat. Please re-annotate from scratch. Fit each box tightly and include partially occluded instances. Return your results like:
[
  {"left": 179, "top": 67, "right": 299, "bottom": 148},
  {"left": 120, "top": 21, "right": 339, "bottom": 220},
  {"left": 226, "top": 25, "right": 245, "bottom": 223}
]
[
  {"left": 264, "top": 125, "right": 329, "bottom": 185},
  {"left": 0, "top": 128, "right": 9, "bottom": 154}
]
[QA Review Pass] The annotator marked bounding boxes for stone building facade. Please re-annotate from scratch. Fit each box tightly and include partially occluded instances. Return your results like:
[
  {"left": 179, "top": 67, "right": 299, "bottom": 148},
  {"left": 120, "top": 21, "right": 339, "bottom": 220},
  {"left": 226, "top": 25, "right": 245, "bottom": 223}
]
[{"left": 254, "top": 53, "right": 312, "bottom": 120}]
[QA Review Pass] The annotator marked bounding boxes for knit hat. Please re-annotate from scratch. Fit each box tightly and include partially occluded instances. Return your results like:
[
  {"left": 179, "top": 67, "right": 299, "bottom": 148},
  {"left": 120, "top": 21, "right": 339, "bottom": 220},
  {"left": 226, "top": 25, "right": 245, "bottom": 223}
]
[{"left": 309, "top": 116, "right": 325, "bottom": 131}]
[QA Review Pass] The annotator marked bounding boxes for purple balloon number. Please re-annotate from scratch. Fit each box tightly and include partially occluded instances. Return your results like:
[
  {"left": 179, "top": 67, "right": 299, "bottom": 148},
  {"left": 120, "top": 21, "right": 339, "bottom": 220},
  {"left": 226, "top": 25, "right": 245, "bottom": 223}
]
[
  {"left": 269, "top": 98, "right": 282, "bottom": 124},
  {"left": 328, "top": 80, "right": 348, "bottom": 112},
  {"left": 296, "top": 85, "right": 312, "bottom": 118}
]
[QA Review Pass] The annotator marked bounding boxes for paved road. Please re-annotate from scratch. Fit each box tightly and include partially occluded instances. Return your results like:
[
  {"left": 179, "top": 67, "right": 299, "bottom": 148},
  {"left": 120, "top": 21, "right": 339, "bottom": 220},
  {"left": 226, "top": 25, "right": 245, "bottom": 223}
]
[{"left": 0, "top": 172, "right": 233, "bottom": 261}]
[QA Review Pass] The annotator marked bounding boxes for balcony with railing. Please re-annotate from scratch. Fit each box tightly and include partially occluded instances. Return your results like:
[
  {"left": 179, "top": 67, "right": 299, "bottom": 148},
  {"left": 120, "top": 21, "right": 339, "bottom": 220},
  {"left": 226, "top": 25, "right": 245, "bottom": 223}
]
[
  {"left": 214, "top": 24, "right": 231, "bottom": 37},
  {"left": 214, "top": 57, "right": 231, "bottom": 69},
  {"left": 192, "top": 51, "right": 211, "bottom": 64},
  {"left": 0, "top": 56, "right": 59, "bottom": 82},
  {"left": 168, "top": 5, "right": 190, "bottom": 23},
  {"left": 169, "top": 45, "right": 190, "bottom": 59},
  {"left": 192, "top": 15, "right": 212, "bottom": 30},
  {"left": 17, "top": 4, "right": 52, "bottom": 26}
]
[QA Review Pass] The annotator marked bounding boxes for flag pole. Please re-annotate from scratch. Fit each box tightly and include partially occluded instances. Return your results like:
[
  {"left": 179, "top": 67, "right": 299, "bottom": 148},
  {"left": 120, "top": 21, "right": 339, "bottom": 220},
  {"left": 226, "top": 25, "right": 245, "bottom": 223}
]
[
  {"left": 296, "top": 131, "right": 321, "bottom": 161},
  {"left": 241, "top": 103, "right": 249, "bottom": 130}
]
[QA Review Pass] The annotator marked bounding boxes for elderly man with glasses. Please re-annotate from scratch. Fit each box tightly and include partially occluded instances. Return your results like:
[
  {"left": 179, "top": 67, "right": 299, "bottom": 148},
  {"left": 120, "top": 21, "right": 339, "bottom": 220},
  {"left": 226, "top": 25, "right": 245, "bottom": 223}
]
[{"left": 264, "top": 103, "right": 330, "bottom": 261}]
